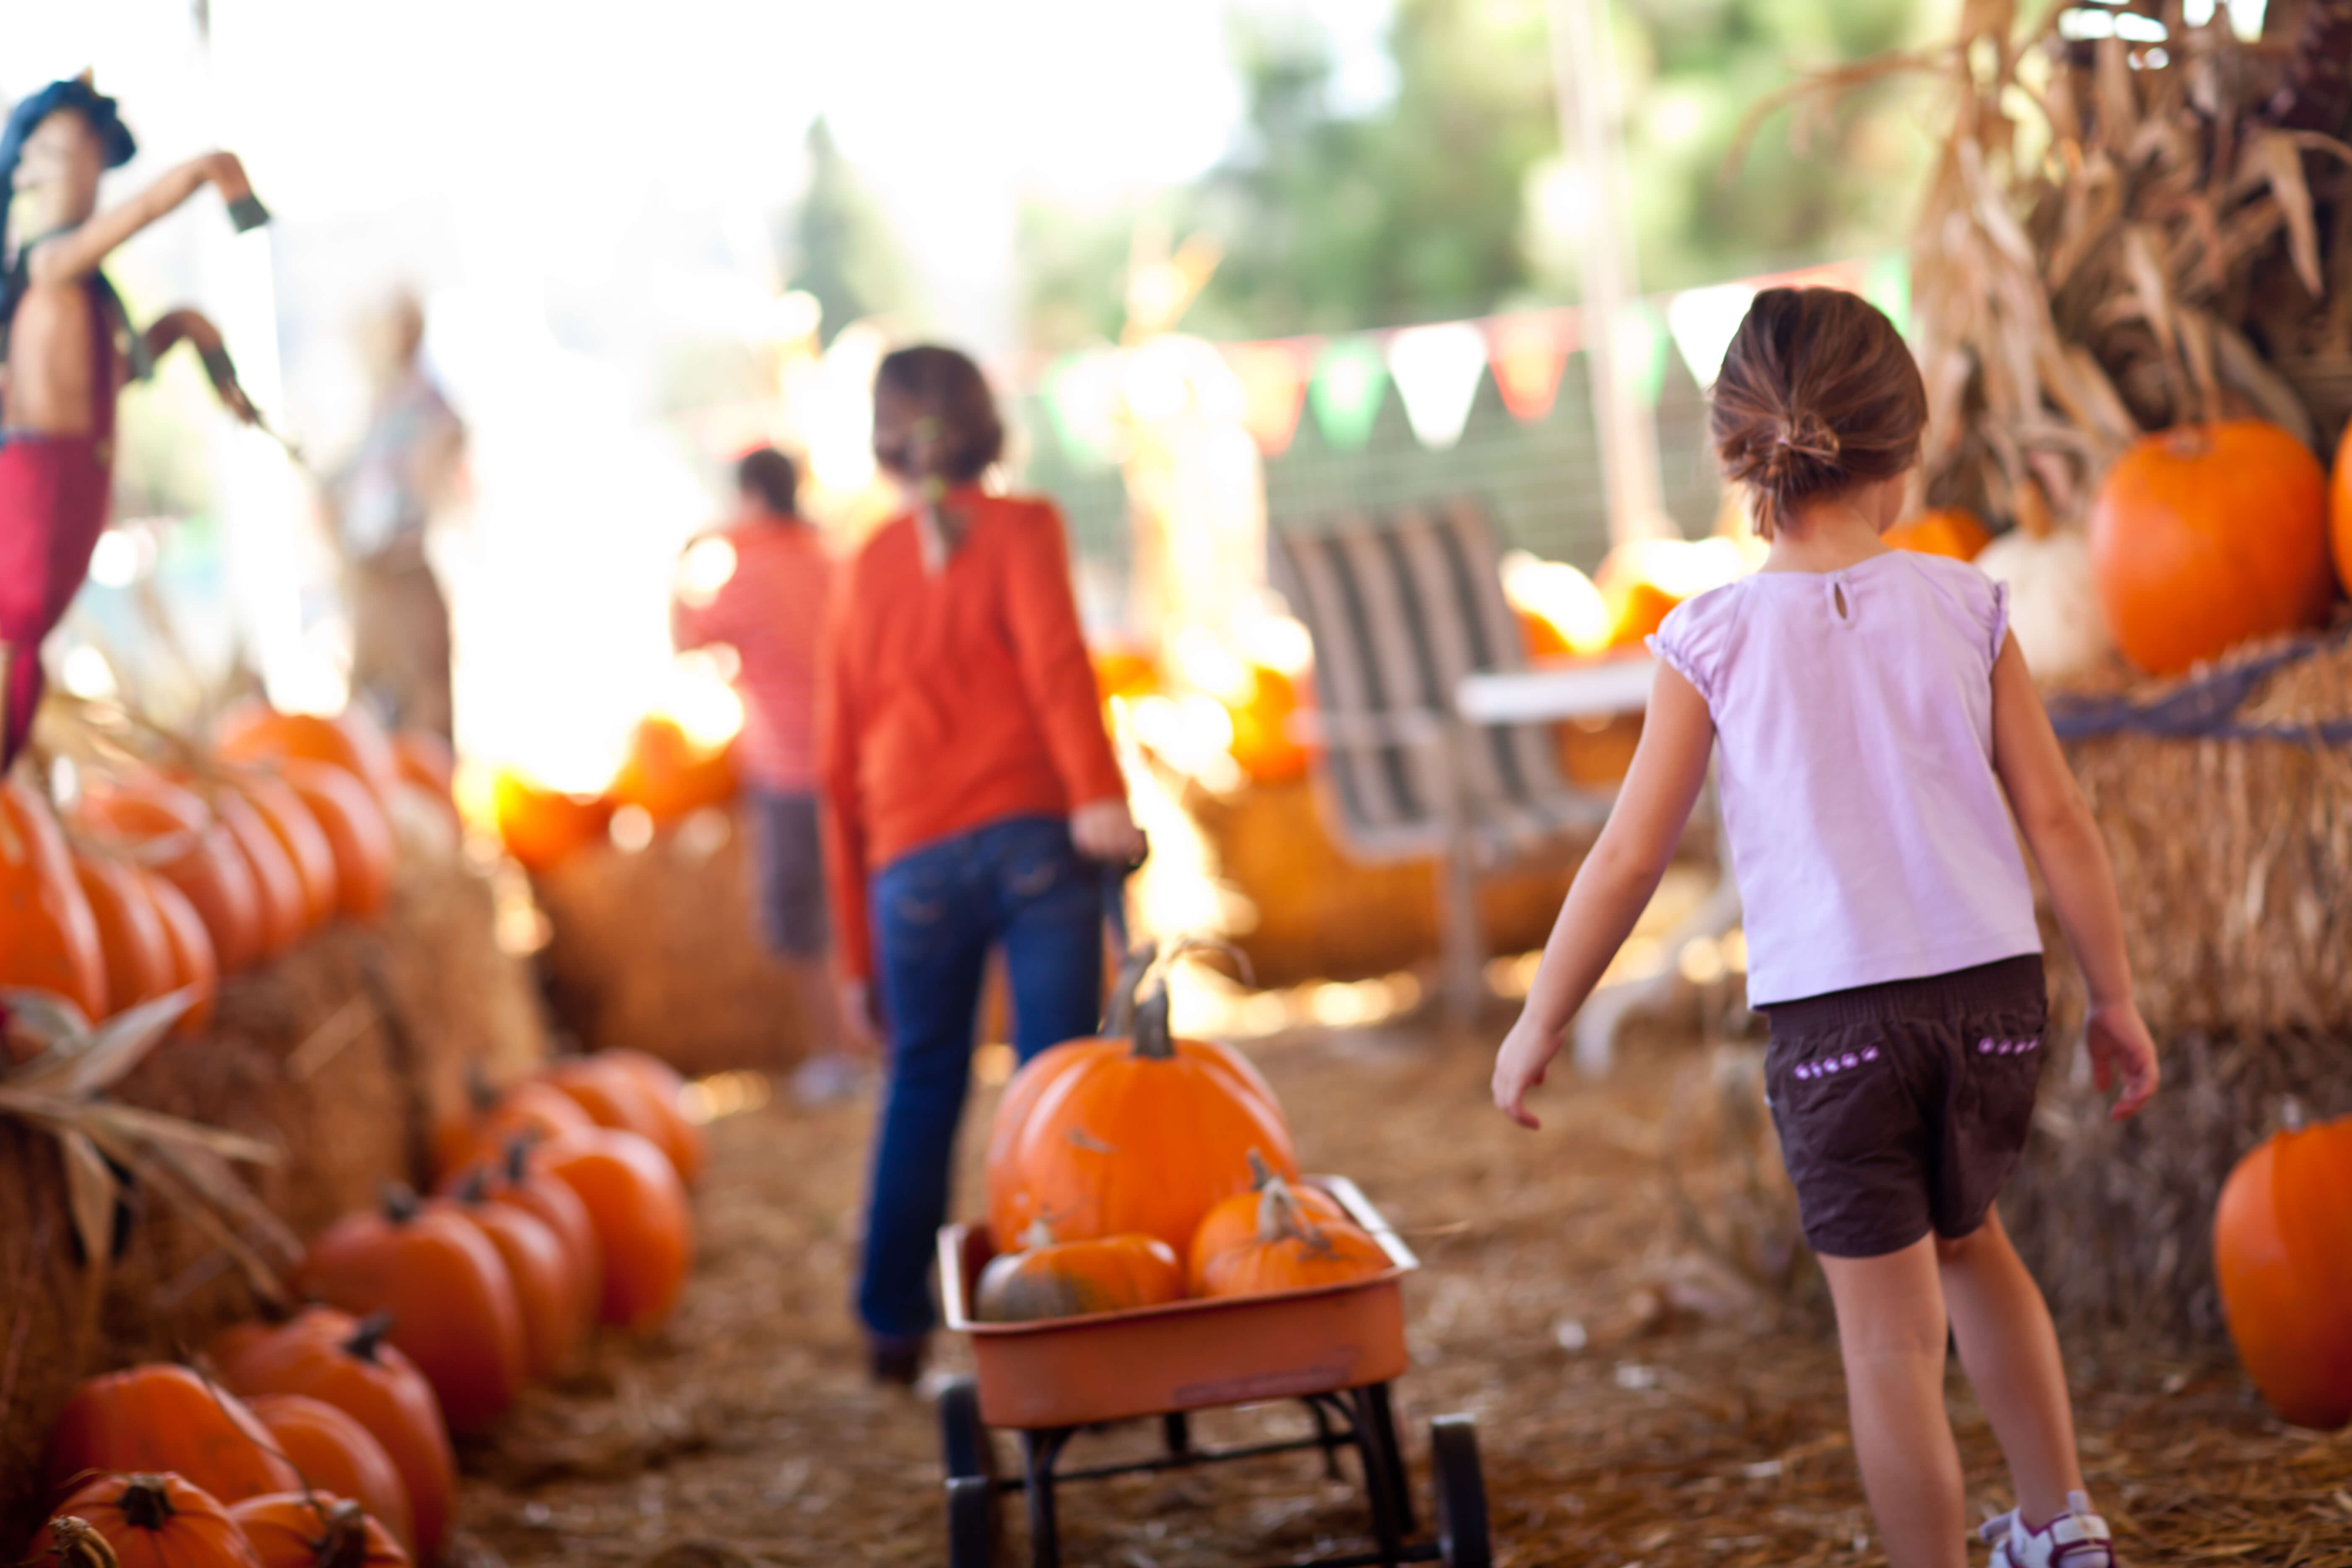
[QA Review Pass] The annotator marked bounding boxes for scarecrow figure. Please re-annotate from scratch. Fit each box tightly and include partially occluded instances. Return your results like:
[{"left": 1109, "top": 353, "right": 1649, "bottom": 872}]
[{"left": 0, "top": 73, "right": 270, "bottom": 768}]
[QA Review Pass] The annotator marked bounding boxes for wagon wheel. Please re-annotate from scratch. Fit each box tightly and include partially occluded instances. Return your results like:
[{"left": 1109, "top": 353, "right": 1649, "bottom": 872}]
[
  {"left": 1430, "top": 1415, "right": 1492, "bottom": 1568},
  {"left": 940, "top": 1377, "right": 1001, "bottom": 1565},
  {"left": 948, "top": 1477, "right": 997, "bottom": 1568}
]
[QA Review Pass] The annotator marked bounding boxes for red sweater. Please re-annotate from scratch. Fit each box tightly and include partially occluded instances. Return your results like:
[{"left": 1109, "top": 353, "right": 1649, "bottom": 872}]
[
  {"left": 819, "top": 491, "right": 1124, "bottom": 978},
  {"left": 671, "top": 518, "right": 833, "bottom": 791}
]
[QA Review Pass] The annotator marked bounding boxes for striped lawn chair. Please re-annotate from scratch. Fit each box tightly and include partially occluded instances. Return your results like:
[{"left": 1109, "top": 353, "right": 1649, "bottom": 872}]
[{"left": 1271, "top": 499, "right": 1615, "bottom": 1016}]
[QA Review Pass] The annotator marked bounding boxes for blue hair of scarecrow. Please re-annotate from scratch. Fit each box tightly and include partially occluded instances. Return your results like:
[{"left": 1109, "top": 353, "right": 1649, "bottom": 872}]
[{"left": 1, "top": 78, "right": 138, "bottom": 321}]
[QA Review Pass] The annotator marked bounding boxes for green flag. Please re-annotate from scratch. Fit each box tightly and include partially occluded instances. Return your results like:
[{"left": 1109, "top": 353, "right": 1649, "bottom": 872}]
[{"left": 1309, "top": 337, "right": 1389, "bottom": 451}]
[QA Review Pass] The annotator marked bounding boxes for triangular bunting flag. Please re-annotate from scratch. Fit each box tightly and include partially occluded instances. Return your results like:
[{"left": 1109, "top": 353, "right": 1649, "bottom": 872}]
[
  {"left": 1385, "top": 322, "right": 1489, "bottom": 450},
  {"left": 1221, "top": 340, "right": 1312, "bottom": 456},
  {"left": 1865, "top": 252, "right": 1910, "bottom": 336},
  {"left": 1665, "top": 282, "right": 1757, "bottom": 393},
  {"left": 1486, "top": 310, "right": 1574, "bottom": 423},
  {"left": 1308, "top": 337, "right": 1389, "bottom": 451},
  {"left": 1613, "top": 300, "right": 1670, "bottom": 409}
]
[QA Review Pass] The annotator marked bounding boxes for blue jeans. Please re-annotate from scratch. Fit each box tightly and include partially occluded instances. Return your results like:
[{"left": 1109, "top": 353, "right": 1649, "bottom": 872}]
[{"left": 855, "top": 815, "right": 1105, "bottom": 1341}]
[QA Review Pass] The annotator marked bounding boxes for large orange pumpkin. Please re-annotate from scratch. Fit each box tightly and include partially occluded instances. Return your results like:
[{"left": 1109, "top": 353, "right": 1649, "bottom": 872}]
[
  {"left": 1185, "top": 1151, "right": 1350, "bottom": 1294},
  {"left": 2214, "top": 1115, "right": 2352, "bottom": 1430},
  {"left": 429, "top": 1078, "right": 597, "bottom": 1181},
  {"left": 975, "top": 1225, "right": 1184, "bottom": 1323},
  {"left": 606, "top": 715, "right": 736, "bottom": 823},
  {"left": 140, "top": 870, "right": 219, "bottom": 1036},
  {"left": 228, "top": 1493, "right": 411, "bottom": 1568},
  {"left": 230, "top": 769, "right": 339, "bottom": 931},
  {"left": 72, "top": 851, "right": 177, "bottom": 1018},
  {"left": 39, "top": 1472, "right": 261, "bottom": 1568},
  {"left": 597, "top": 1049, "right": 707, "bottom": 1185},
  {"left": 984, "top": 988, "right": 1298, "bottom": 1255},
  {"left": 1884, "top": 508, "right": 1992, "bottom": 560},
  {"left": 295, "top": 1187, "right": 527, "bottom": 1434},
  {"left": 446, "top": 1170, "right": 584, "bottom": 1381},
  {"left": 0, "top": 777, "right": 108, "bottom": 1026},
  {"left": 193, "top": 779, "right": 309, "bottom": 958},
  {"left": 492, "top": 769, "right": 613, "bottom": 874},
  {"left": 245, "top": 1394, "right": 415, "bottom": 1555},
  {"left": 1196, "top": 1175, "right": 1390, "bottom": 1299},
  {"left": 44, "top": 1363, "right": 301, "bottom": 1502},
  {"left": 216, "top": 705, "right": 401, "bottom": 814},
  {"left": 74, "top": 772, "right": 263, "bottom": 975},
  {"left": 276, "top": 761, "right": 395, "bottom": 921},
  {"left": 210, "top": 1310, "right": 454, "bottom": 1563},
  {"left": 2089, "top": 421, "right": 2335, "bottom": 675},
  {"left": 533, "top": 1128, "right": 694, "bottom": 1332}
]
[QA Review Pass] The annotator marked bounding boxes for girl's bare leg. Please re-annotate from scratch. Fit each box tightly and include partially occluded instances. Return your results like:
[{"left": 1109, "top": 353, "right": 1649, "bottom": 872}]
[
  {"left": 1819, "top": 1236, "right": 1969, "bottom": 1568},
  {"left": 1938, "top": 1204, "right": 2086, "bottom": 1525}
]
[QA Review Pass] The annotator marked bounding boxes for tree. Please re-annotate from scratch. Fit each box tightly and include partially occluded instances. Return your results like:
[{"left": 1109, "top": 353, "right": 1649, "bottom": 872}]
[{"left": 782, "top": 117, "right": 915, "bottom": 344}]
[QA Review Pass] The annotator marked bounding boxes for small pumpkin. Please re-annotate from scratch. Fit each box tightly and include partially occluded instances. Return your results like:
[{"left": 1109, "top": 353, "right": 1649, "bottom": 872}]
[
  {"left": 2214, "top": 1114, "right": 2352, "bottom": 1430},
  {"left": 1197, "top": 1174, "right": 1389, "bottom": 1299},
  {"left": 606, "top": 715, "right": 736, "bottom": 823},
  {"left": 274, "top": 761, "right": 395, "bottom": 921},
  {"left": 447, "top": 1168, "right": 585, "bottom": 1381},
  {"left": 44, "top": 1364, "right": 300, "bottom": 1502},
  {"left": 2089, "top": 420, "right": 2334, "bottom": 676},
  {"left": 1224, "top": 663, "right": 1309, "bottom": 785},
  {"left": 1185, "top": 1150, "right": 1350, "bottom": 1294},
  {"left": 491, "top": 769, "right": 612, "bottom": 874},
  {"left": 139, "top": 871, "right": 219, "bottom": 1037},
  {"left": 71, "top": 849, "right": 174, "bottom": 1019},
  {"left": 447, "top": 1138, "right": 603, "bottom": 1338},
  {"left": 1972, "top": 479, "right": 2111, "bottom": 682},
  {"left": 295, "top": 1186, "right": 527, "bottom": 1434},
  {"left": 215, "top": 705, "right": 402, "bottom": 814},
  {"left": 245, "top": 1395, "right": 415, "bottom": 1556},
  {"left": 228, "top": 1493, "right": 411, "bottom": 1568},
  {"left": 976, "top": 1223, "right": 1184, "bottom": 1322},
  {"left": 430, "top": 1076, "right": 597, "bottom": 1181},
  {"left": 39, "top": 1473, "right": 260, "bottom": 1568},
  {"left": 533, "top": 1128, "right": 694, "bottom": 1332},
  {"left": 74, "top": 772, "right": 263, "bottom": 974},
  {"left": 192, "top": 778, "right": 309, "bottom": 958},
  {"left": 984, "top": 983, "right": 1297, "bottom": 1255},
  {"left": 541, "top": 1058, "right": 678, "bottom": 1166},
  {"left": 597, "top": 1049, "right": 707, "bottom": 1185},
  {"left": 210, "top": 1310, "right": 454, "bottom": 1563},
  {"left": 228, "top": 768, "right": 340, "bottom": 931},
  {"left": 1884, "top": 508, "right": 1992, "bottom": 560},
  {"left": 2, "top": 776, "right": 110, "bottom": 1027}
]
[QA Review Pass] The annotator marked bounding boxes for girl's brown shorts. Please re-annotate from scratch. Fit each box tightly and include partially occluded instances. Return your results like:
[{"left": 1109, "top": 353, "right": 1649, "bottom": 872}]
[{"left": 1761, "top": 954, "right": 2049, "bottom": 1260}]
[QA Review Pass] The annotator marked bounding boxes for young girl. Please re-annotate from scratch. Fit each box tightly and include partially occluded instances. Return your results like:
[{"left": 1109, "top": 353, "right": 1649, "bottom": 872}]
[
  {"left": 1492, "top": 289, "right": 2158, "bottom": 1568},
  {"left": 820, "top": 345, "right": 1145, "bottom": 1383}
]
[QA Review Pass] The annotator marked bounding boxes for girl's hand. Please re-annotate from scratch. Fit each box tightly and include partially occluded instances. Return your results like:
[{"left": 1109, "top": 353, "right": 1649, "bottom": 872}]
[
  {"left": 200, "top": 151, "right": 253, "bottom": 204},
  {"left": 1070, "top": 799, "right": 1145, "bottom": 865},
  {"left": 1492, "top": 1012, "right": 1564, "bottom": 1130},
  {"left": 838, "top": 978, "right": 883, "bottom": 1056},
  {"left": 2086, "top": 998, "right": 2159, "bottom": 1121}
]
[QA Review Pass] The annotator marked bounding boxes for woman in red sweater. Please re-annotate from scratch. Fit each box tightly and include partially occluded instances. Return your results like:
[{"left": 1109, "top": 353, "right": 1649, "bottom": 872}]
[{"left": 820, "top": 345, "right": 1144, "bottom": 1381}]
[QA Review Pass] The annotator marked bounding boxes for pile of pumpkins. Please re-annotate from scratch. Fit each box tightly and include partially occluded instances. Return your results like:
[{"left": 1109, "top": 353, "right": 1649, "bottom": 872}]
[
  {"left": 2, "top": 702, "right": 453, "bottom": 1053},
  {"left": 491, "top": 715, "right": 736, "bottom": 877},
  {"left": 973, "top": 966, "right": 1390, "bottom": 1323},
  {"left": 30, "top": 1049, "right": 702, "bottom": 1567}
]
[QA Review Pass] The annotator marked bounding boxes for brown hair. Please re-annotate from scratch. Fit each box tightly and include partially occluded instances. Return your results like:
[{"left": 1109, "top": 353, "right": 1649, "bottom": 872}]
[
  {"left": 872, "top": 345, "right": 1004, "bottom": 487},
  {"left": 1710, "top": 287, "right": 1926, "bottom": 537},
  {"left": 735, "top": 446, "right": 799, "bottom": 517}
]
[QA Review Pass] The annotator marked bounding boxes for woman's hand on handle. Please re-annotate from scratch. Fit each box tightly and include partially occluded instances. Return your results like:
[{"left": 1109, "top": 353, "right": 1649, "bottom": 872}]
[
  {"left": 1070, "top": 798, "right": 1145, "bottom": 865},
  {"left": 2086, "top": 998, "right": 2159, "bottom": 1121}
]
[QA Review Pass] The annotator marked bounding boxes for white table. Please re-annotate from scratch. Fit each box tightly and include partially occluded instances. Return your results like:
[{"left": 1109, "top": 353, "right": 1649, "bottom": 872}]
[{"left": 1453, "top": 651, "right": 1741, "bottom": 1076}]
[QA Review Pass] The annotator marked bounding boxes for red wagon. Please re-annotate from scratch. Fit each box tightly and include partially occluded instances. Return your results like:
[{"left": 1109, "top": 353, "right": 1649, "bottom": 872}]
[{"left": 936, "top": 1175, "right": 1492, "bottom": 1567}]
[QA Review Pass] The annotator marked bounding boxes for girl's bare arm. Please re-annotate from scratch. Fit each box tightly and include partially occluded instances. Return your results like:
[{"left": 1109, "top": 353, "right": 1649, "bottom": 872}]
[
  {"left": 1493, "top": 662, "right": 1715, "bottom": 1127},
  {"left": 1988, "top": 632, "right": 2158, "bottom": 1119},
  {"left": 26, "top": 153, "right": 251, "bottom": 288}
]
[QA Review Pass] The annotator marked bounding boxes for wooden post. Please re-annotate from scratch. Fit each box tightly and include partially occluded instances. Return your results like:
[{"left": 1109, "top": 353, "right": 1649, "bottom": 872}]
[{"left": 1546, "top": 0, "right": 1671, "bottom": 544}]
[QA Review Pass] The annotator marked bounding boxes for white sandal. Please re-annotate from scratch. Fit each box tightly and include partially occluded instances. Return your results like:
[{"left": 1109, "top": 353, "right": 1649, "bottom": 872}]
[{"left": 1983, "top": 1491, "right": 2114, "bottom": 1567}]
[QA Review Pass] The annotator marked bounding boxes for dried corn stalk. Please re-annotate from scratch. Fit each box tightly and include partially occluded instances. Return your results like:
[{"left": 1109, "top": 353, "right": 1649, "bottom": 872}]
[{"left": 1742, "top": 0, "right": 2352, "bottom": 527}]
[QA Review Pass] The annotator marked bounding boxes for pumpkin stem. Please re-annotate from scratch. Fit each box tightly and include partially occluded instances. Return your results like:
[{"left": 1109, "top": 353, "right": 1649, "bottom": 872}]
[
  {"left": 1101, "top": 941, "right": 1158, "bottom": 1036},
  {"left": 318, "top": 1501, "right": 372, "bottom": 1568},
  {"left": 344, "top": 1310, "right": 397, "bottom": 1363},
  {"left": 381, "top": 1182, "right": 420, "bottom": 1224},
  {"left": 1255, "top": 1175, "right": 1335, "bottom": 1255},
  {"left": 465, "top": 1061, "right": 499, "bottom": 1114},
  {"left": 46, "top": 1517, "right": 121, "bottom": 1568},
  {"left": 503, "top": 1135, "right": 532, "bottom": 1185},
  {"left": 2013, "top": 473, "right": 2056, "bottom": 541},
  {"left": 1246, "top": 1148, "right": 1275, "bottom": 1190},
  {"left": 1020, "top": 1219, "right": 1057, "bottom": 1252},
  {"left": 455, "top": 1167, "right": 491, "bottom": 1205},
  {"left": 1131, "top": 984, "right": 1176, "bottom": 1060},
  {"left": 115, "top": 1476, "right": 176, "bottom": 1531}
]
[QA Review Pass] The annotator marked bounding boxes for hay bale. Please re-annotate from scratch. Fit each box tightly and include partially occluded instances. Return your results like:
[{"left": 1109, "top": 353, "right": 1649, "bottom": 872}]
[
  {"left": 0, "top": 838, "right": 549, "bottom": 1540},
  {"left": 533, "top": 804, "right": 812, "bottom": 1076}
]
